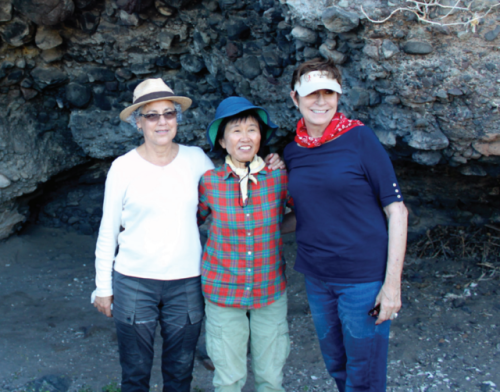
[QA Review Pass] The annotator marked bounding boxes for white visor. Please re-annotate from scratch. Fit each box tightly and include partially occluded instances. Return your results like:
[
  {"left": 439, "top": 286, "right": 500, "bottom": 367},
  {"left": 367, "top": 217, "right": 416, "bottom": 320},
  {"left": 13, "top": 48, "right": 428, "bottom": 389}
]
[{"left": 294, "top": 71, "right": 342, "bottom": 96}]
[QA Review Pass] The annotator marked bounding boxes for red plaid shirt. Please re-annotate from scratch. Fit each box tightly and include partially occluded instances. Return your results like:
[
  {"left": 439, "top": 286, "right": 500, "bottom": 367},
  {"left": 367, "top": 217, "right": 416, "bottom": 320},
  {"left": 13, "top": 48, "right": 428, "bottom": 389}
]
[{"left": 198, "top": 163, "right": 289, "bottom": 309}]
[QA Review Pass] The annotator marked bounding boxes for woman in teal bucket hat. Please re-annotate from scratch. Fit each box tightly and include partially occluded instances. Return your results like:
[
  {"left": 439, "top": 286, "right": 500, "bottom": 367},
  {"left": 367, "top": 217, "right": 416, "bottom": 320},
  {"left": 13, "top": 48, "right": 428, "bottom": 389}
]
[{"left": 199, "top": 96, "right": 296, "bottom": 392}]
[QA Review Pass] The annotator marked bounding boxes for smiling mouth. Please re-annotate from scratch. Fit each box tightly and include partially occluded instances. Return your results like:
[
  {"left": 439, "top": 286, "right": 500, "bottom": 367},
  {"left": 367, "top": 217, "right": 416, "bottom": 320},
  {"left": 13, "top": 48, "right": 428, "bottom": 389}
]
[
  {"left": 239, "top": 146, "right": 252, "bottom": 150},
  {"left": 311, "top": 109, "right": 329, "bottom": 114}
]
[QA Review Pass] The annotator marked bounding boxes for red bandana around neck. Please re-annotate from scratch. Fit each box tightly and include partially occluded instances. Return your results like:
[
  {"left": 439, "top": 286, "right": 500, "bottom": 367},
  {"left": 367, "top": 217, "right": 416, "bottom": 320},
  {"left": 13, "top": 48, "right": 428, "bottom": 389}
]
[{"left": 295, "top": 112, "right": 364, "bottom": 148}]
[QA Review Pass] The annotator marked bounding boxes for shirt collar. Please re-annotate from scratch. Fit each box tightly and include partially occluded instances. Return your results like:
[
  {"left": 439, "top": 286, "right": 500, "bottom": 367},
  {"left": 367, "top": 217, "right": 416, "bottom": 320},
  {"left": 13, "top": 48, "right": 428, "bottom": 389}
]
[{"left": 216, "top": 162, "right": 269, "bottom": 180}]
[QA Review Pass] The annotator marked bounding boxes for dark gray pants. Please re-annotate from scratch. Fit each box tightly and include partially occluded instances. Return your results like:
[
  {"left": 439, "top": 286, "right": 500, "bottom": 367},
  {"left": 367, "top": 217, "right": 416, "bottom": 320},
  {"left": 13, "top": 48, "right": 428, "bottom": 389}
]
[{"left": 113, "top": 271, "right": 204, "bottom": 392}]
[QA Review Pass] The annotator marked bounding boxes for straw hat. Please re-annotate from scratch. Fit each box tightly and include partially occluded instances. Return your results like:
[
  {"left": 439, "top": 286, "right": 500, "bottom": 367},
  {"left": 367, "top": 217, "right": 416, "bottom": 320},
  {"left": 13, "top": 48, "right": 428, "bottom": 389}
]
[{"left": 119, "top": 78, "right": 192, "bottom": 121}]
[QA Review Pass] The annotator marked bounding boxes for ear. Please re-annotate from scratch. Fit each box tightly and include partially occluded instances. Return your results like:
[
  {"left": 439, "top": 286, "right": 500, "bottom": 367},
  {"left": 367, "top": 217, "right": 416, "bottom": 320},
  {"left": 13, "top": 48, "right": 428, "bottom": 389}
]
[
  {"left": 290, "top": 90, "right": 299, "bottom": 107},
  {"left": 219, "top": 137, "right": 226, "bottom": 150}
]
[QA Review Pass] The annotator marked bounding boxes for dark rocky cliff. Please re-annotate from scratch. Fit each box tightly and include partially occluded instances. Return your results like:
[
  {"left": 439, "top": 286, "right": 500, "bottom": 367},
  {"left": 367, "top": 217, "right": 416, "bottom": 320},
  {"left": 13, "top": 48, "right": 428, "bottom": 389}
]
[{"left": 0, "top": 0, "right": 499, "bottom": 239}]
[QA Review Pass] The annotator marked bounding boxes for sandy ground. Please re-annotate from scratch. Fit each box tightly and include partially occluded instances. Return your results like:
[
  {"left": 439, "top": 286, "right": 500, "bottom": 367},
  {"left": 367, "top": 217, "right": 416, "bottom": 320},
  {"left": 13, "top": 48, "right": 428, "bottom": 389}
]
[{"left": 0, "top": 225, "right": 499, "bottom": 392}]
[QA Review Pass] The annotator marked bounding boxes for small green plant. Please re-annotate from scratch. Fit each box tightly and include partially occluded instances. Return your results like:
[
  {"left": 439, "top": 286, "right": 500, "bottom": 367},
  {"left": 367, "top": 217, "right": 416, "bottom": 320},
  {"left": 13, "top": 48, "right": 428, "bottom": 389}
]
[{"left": 102, "top": 382, "right": 121, "bottom": 392}]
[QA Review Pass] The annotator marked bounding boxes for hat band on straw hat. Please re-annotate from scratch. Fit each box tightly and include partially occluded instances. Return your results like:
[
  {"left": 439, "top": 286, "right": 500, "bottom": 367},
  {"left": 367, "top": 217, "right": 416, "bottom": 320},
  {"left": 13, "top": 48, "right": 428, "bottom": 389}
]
[{"left": 134, "top": 91, "right": 175, "bottom": 105}]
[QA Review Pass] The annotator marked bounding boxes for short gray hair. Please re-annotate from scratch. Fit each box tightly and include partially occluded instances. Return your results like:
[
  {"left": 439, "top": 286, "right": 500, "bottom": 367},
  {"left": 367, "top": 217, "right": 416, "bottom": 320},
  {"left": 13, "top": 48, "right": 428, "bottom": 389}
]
[{"left": 126, "top": 102, "right": 183, "bottom": 130}]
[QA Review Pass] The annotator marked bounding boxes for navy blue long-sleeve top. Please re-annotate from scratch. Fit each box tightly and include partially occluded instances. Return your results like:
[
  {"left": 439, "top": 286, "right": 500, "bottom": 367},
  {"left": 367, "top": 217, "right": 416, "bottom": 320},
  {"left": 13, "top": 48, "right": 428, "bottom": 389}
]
[{"left": 284, "top": 125, "right": 403, "bottom": 283}]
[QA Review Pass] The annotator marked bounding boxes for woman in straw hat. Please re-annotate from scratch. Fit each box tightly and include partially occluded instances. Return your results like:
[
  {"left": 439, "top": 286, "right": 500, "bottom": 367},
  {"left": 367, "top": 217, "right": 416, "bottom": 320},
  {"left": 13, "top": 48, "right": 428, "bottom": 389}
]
[
  {"left": 284, "top": 58, "right": 408, "bottom": 391},
  {"left": 92, "top": 79, "right": 283, "bottom": 392}
]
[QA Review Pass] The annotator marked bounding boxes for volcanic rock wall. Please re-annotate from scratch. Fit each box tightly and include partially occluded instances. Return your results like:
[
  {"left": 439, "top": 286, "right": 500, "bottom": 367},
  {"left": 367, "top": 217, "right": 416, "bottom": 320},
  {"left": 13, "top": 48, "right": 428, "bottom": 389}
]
[{"left": 0, "top": 0, "right": 499, "bottom": 238}]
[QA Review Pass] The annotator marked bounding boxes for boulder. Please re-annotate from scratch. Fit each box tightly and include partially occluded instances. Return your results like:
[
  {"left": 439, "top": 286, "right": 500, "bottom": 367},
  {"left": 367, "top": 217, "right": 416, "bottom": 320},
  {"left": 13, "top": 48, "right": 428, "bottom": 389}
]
[
  {"left": 31, "top": 66, "right": 67, "bottom": 89},
  {"left": 69, "top": 110, "right": 143, "bottom": 159},
  {"left": 41, "top": 48, "right": 65, "bottom": 63},
  {"left": 412, "top": 151, "right": 442, "bottom": 166},
  {"left": 118, "top": 9, "right": 139, "bottom": 26},
  {"left": 291, "top": 26, "right": 317, "bottom": 44},
  {"left": 374, "top": 130, "right": 396, "bottom": 147},
  {"left": 0, "top": 173, "right": 11, "bottom": 188},
  {"left": 155, "top": 0, "right": 173, "bottom": 16},
  {"left": 235, "top": 56, "right": 262, "bottom": 80},
  {"left": 460, "top": 165, "right": 487, "bottom": 176},
  {"left": 362, "top": 44, "right": 379, "bottom": 60},
  {"left": 319, "top": 44, "right": 347, "bottom": 64},
  {"left": 14, "top": 0, "right": 74, "bottom": 26},
  {"left": 405, "top": 129, "right": 449, "bottom": 150},
  {"left": 0, "top": 204, "right": 25, "bottom": 240},
  {"left": 66, "top": 83, "right": 91, "bottom": 108},
  {"left": 349, "top": 87, "right": 370, "bottom": 108},
  {"left": 77, "top": 10, "right": 100, "bottom": 34},
  {"left": 87, "top": 67, "right": 116, "bottom": 82},
  {"left": 0, "top": 17, "right": 33, "bottom": 47},
  {"left": 484, "top": 25, "right": 500, "bottom": 42},
  {"left": 0, "top": 0, "right": 12, "bottom": 22},
  {"left": 35, "top": 26, "right": 63, "bottom": 50},
  {"left": 303, "top": 47, "right": 319, "bottom": 60},
  {"left": 322, "top": 6, "right": 359, "bottom": 33},
  {"left": 381, "top": 39, "right": 399, "bottom": 59},
  {"left": 180, "top": 54, "right": 205, "bottom": 74},
  {"left": 226, "top": 19, "right": 250, "bottom": 41},
  {"left": 472, "top": 140, "right": 500, "bottom": 157},
  {"left": 159, "top": 31, "right": 175, "bottom": 50},
  {"left": 21, "top": 87, "right": 38, "bottom": 100},
  {"left": 403, "top": 40, "right": 433, "bottom": 55}
]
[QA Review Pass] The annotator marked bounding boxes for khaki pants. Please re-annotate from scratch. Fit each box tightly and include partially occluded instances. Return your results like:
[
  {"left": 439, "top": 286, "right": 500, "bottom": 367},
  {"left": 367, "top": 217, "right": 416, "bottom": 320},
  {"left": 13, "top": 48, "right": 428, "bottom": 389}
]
[{"left": 205, "top": 293, "right": 290, "bottom": 392}]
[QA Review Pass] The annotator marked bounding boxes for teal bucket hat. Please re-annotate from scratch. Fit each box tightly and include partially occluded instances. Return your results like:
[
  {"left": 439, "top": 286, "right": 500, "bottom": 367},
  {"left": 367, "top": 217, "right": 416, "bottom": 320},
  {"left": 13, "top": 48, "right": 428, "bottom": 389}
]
[{"left": 206, "top": 97, "right": 278, "bottom": 151}]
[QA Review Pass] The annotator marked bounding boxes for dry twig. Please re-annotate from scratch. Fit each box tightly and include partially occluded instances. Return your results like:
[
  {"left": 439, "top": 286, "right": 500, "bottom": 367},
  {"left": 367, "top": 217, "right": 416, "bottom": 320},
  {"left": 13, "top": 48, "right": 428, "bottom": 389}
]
[{"left": 361, "top": 0, "right": 500, "bottom": 32}]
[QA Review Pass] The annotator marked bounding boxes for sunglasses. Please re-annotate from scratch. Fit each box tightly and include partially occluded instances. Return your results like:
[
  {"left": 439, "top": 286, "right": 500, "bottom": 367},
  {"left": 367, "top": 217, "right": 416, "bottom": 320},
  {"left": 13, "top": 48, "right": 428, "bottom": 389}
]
[{"left": 139, "top": 110, "right": 177, "bottom": 122}]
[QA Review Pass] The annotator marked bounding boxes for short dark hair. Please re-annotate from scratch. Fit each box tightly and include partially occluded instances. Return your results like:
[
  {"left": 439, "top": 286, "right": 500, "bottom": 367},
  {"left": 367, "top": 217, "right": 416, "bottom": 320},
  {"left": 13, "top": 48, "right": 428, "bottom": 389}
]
[
  {"left": 290, "top": 57, "right": 343, "bottom": 91},
  {"left": 215, "top": 109, "right": 265, "bottom": 152}
]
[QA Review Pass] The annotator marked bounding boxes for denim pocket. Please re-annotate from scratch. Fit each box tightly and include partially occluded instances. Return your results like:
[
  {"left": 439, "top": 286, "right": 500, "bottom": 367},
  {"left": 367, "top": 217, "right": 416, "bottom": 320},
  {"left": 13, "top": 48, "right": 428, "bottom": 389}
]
[{"left": 206, "top": 323, "right": 227, "bottom": 368}]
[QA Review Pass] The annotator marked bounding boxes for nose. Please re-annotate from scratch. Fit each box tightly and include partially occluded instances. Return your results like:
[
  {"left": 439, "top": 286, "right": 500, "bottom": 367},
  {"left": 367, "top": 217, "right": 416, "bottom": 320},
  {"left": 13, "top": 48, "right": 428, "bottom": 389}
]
[
  {"left": 240, "top": 130, "right": 251, "bottom": 141},
  {"left": 315, "top": 91, "right": 326, "bottom": 104},
  {"left": 158, "top": 114, "right": 168, "bottom": 125}
]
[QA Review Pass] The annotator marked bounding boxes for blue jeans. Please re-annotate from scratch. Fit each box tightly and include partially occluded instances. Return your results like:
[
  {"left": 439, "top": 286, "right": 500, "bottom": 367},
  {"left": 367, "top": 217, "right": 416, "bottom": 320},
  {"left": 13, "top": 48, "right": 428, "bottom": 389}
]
[
  {"left": 305, "top": 276, "right": 391, "bottom": 392},
  {"left": 113, "top": 271, "right": 204, "bottom": 392}
]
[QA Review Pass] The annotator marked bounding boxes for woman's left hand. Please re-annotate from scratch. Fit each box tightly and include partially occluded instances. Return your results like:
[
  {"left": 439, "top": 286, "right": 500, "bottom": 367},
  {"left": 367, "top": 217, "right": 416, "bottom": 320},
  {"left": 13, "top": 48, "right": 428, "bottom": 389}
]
[
  {"left": 265, "top": 153, "right": 286, "bottom": 170},
  {"left": 374, "top": 201, "right": 407, "bottom": 325},
  {"left": 374, "top": 282, "right": 401, "bottom": 325}
]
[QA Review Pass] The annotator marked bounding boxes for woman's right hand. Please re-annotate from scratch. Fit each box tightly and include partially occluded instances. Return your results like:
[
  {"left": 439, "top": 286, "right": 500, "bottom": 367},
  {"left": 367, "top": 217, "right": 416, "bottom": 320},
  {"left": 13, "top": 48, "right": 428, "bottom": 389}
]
[{"left": 94, "top": 295, "right": 114, "bottom": 318}]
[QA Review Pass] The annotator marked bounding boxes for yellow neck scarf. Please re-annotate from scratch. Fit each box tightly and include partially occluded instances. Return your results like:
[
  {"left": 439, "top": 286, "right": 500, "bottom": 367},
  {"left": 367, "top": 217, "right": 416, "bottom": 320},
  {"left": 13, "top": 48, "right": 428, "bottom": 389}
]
[{"left": 225, "top": 155, "right": 266, "bottom": 205}]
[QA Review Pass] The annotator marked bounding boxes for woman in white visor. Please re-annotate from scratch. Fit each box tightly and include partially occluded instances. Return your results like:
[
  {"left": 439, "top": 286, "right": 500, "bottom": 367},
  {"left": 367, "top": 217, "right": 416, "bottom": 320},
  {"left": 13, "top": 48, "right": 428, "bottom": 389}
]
[{"left": 283, "top": 58, "right": 408, "bottom": 391}]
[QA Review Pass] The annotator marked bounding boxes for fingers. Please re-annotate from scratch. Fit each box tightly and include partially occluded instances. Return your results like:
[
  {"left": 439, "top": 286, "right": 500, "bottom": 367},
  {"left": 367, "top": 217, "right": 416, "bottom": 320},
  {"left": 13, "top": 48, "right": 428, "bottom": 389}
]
[
  {"left": 94, "top": 296, "right": 113, "bottom": 318},
  {"left": 375, "top": 303, "right": 401, "bottom": 325},
  {"left": 94, "top": 302, "right": 113, "bottom": 318},
  {"left": 267, "top": 153, "right": 286, "bottom": 170}
]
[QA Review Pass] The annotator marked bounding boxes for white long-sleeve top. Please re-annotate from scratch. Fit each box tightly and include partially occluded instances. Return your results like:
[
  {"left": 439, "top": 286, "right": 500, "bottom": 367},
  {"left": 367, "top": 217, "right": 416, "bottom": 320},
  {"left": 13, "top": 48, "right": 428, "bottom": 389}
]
[{"left": 93, "top": 145, "right": 214, "bottom": 297}]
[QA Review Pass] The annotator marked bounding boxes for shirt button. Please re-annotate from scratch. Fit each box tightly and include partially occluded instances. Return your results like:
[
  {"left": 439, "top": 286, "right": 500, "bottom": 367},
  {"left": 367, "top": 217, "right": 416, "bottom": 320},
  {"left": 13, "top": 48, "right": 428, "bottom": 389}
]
[
  {"left": 248, "top": 251, "right": 252, "bottom": 255},
  {"left": 247, "top": 268, "right": 251, "bottom": 272},
  {"left": 395, "top": 190, "right": 399, "bottom": 193},
  {"left": 246, "top": 214, "right": 250, "bottom": 217},
  {"left": 246, "top": 287, "right": 250, "bottom": 290},
  {"left": 247, "top": 231, "right": 251, "bottom": 236},
  {"left": 397, "top": 195, "right": 401, "bottom": 198},
  {"left": 393, "top": 183, "right": 397, "bottom": 187}
]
